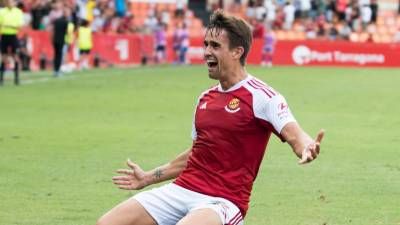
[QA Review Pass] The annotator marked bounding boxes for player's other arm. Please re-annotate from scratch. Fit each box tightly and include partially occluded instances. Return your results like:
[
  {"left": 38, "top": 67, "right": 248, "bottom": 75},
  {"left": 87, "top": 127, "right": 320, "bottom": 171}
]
[
  {"left": 281, "top": 122, "right": 325, "bottom": 165},
  {"left": 112, "top": 145, "right": 193, "bottom": 190}
]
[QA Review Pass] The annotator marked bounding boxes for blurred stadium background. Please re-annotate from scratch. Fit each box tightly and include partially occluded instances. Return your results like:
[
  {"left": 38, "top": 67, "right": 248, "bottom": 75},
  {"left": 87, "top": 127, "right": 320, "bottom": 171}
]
[
  {"left": 0, "top": 1, "right": 400, "bottom": 225},
  {"left": 2, "top": 0, "right": 400, "bottom": 71}
]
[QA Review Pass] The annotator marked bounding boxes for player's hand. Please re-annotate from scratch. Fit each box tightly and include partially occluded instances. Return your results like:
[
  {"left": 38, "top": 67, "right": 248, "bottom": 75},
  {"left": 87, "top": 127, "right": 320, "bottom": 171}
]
[
  {"left": 299, "top": 129, "right": 325, "bottom": 165},
  {"left": 112, "top": 159, "right": 148, "bottom": 190}
]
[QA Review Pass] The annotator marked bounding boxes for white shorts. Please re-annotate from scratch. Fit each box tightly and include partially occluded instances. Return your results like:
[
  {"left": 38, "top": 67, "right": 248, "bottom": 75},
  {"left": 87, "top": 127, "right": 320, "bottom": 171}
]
[{"left": 133, "top": 183, "right": 244, "bottom": 225}]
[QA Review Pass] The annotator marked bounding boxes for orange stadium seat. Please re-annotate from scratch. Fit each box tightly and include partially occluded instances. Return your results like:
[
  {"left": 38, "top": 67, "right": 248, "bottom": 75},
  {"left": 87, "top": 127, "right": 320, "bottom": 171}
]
[
  {"left": 377, "top": 25, "right": 389, "bottom": 34},
  {"left": 359, "top": 32, "right": 369, "bottom": 42},
  {"left": 377, "top": 16, "right": 385, "bottom": 26},
  {"left": 388, "top": 26, "right": 397, "bottom": 34},
  {"left": 372, "top": 33, "right": 381, "bottom": 43},
  {"left": 296, "top": 31, "right": 306, "bottom": 40},
  {"left": 286, "top": 31, "right": 297, "bottom": 40},
  {"left": 349, "top": 32, "right": 360, "bottom": 42},
  {"left": 380, "top": 34, "right": 392, "bottom": 43},
  {"left": 275, "top": 30, "right": 287, "bottom": 40}
]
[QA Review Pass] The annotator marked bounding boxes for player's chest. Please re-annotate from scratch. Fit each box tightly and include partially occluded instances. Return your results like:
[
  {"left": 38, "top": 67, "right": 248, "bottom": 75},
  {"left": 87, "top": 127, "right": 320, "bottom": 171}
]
[{"left": 195, "top": 93, "right": 254, "bottom": 131}]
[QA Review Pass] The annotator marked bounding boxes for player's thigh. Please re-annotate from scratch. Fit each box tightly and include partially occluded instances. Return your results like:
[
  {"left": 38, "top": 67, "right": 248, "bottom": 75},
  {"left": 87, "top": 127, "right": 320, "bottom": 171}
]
[
  {"left": 176, "top": 208, "right": 222, "bottom": 225},
  {"left": 96, "top": 197, "right": 157, "bottom": 225}
]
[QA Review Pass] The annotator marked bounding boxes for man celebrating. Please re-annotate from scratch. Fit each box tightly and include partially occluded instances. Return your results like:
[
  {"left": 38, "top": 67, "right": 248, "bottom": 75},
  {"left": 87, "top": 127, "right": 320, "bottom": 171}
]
[
  {"left": 96, "top": 10, "right": 324, "bottom": 225},
  {"left": 0, "top": 0, "right": 24, "bottom": 85}
]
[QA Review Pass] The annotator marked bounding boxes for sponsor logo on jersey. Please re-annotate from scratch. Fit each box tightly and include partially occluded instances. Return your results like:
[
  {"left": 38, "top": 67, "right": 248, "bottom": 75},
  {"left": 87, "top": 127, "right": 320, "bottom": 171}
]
[
  {"left": 225, "top": 98, "right": 240, "bottom": 113},
  {"left": 278, "top": 102, "right": 288, "bottom": 110},
  {"left": 277, "top": 102, "right": 290, "bottom": 120}
]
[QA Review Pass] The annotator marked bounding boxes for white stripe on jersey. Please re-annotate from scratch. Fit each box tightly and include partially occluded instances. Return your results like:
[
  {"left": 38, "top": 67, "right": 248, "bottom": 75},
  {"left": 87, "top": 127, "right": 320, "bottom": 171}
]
[{"left": 244, "top": 77, "right": 296, "bottom": 134}]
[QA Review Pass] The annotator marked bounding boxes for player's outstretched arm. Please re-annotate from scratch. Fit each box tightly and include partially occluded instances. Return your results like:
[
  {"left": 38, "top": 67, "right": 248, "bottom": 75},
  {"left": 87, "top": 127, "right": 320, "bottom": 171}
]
[
  {"left": 281, "top": 122, "right": 325, "bottom": 165},
  {"left": 112, "top": 147, "right": 192, "bottom": 190}
]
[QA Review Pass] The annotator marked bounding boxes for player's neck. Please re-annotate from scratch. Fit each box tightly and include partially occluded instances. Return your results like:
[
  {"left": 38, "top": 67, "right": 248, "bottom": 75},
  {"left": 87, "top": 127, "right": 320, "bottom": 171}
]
[{"left": 219, "top": 67, "right": 248, "bottom": 91}]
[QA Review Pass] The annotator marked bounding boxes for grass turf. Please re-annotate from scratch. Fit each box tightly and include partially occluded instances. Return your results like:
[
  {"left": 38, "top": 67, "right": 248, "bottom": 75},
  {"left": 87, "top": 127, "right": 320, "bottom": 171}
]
[{"left": 0, "top": 65, "right": 399, "bottom": 225}]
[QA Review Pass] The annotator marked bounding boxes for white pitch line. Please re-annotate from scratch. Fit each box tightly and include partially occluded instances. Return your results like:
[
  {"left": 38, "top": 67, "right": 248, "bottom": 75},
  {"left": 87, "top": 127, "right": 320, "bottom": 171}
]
[{"left": 19, "top": 75, "right": 79, "bottom": 85}]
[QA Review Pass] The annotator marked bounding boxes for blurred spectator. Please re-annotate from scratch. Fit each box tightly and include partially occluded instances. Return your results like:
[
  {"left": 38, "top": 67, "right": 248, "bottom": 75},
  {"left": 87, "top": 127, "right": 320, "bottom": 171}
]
[
  {"left": 115, "top": 0, "right": 126, "bottom": 17},
  {"left": 255, "top": 1, "right": 266, "bottom": 21},
  {"left": 143, "top": 10, "right": 158, "bottom": 33},
  {"left": 175, "top": 0, "right": 185, "bottom": 19},
  {"left": 273, "top": 6, "right": 284, "bottom": 29},
  {"left": 305, "top": 18, "right": 317, "bottom": 39},
  {"left": 316, "top": 13, "right": 326, "bottom": 38},
  {"left": 246, "top": 0, "right": 255, "bottom": 18},
  {"left": 349, "top": 2, "right": 360, "bottom": 31},
  {"left": 325, "top": 0, "right": 335, "bottom": 22},
  {"left": 293, "top": 0, "right": 301, "bottom": 20},
  {"left": 261, "top": 28, "right": 275, "bottom": 67},
  {"left": 175, "top": 22, "right": 189, "bottom": 65},
  {"left": 172, "top": 23, "right": 181, "bottom": 64},
  {"left": 370, "top": 0, "right": 378, "bottom": 23},
  {"left": 30, "top": 0, "right": 51, "bottom": 30},
  {"left": 336, "top": 0, "right": 347, "bottom": 21},
  {"left": 283, "top": 1, "right": 295, "bottom": 30},
  {"left": 18, "top": 32, "right": 31, "bottom": 71},
  {"left": 328, "top": 23, "right": 338, "bottom": 40},
  {"left": 264, "top": 0, "right": 276, "bottom": 29},
  {"left": 48, "top": 0, "right": 63, "bottom": 25},
  {"left": 338, "top": 22, "right": 352, "bottom": 40},
  {"left": 300, "top": 0, "right": 311, "bottom": 19},
  {"left": 251, "top": 18, "right": 265, "bottom": 38},
  {"left": 360, "top": 4, "right": 372, "bottom": 31},
  {"left": 117, "top": 13, "right": 137, "bottom": 33},
  {"left": 366, "top": 32, "right": 374, "bottom": 43},
  {"left": 160, "top": 9, "right": 170, "bottom": 25},
  {"left": 310, "top": 0, "right": 318, "bottom": 19},
  {"left": 154, "top": 23, "right": 167, "bottom": 64},
  {"left": 51, "top": 6, "right": 69, "bottom": 77}
]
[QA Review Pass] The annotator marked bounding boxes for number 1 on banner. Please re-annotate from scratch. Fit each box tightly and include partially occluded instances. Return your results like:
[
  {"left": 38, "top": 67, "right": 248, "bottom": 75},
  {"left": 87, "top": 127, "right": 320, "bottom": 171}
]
[{"left": 115, "top": 39, "right": 129, "bottom": 60}]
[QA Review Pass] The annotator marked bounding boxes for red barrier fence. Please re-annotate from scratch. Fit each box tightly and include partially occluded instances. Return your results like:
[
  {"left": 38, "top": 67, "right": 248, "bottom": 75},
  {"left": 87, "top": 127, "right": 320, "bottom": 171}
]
[{"left": 27, "top": 31, "right": 400, "bottom": 69}]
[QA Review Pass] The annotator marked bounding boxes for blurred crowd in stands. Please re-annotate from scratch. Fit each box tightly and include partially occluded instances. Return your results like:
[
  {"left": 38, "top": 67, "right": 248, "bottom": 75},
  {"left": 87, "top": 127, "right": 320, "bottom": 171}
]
[
  {"left": 225, "top": 0, "right": 400, "bottom": 43},
  {"left": 6, "top": 0, "right": 399, "bottom": 43}
]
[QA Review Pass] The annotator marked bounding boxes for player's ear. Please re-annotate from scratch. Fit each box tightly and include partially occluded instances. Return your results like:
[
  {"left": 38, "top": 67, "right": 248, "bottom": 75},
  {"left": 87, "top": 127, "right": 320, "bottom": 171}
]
[{"left": 231, "top": 46, "right": 244, "bottom": 61}]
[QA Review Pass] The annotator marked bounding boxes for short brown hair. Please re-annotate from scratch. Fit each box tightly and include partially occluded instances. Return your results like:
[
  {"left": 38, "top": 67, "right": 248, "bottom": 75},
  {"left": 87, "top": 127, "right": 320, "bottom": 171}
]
[{"left": 206, "top": 10, "right": 252, "bottom": 66}]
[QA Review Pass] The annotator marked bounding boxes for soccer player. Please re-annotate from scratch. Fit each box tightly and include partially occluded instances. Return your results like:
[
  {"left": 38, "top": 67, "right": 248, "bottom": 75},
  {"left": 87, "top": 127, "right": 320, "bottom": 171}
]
[
  {"left": 0, "top": 0, "right": 24, "bottom": 85},
  {"left": 154, "top": 22, "right": 167, "bottom": 64},
  {"left": 261, "top": 28, "right": 276, "bottom": 67},
  {"left": 77, "top": 19, "right": 92, "bottom": 70},
  {"left": 96, "top": 10, "right": 324, "bottom": 225}
]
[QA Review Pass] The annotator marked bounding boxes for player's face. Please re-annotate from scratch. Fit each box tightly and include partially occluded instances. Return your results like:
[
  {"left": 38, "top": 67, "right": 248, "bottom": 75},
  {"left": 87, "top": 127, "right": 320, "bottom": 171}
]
[{"left": 204, "top": 29, "right": 238, "bottom": 80}]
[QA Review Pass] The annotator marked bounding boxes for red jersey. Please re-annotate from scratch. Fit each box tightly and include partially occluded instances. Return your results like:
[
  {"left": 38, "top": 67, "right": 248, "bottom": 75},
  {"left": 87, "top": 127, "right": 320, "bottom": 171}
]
[{"left": 174, "top": 75, "right": 296, "bottom": 217}]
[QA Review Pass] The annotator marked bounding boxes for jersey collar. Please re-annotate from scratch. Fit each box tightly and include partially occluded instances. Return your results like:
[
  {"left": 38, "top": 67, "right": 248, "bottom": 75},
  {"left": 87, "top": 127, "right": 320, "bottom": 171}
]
[{"left": 217, "top": 74, "right": 253, "bottom": 93}]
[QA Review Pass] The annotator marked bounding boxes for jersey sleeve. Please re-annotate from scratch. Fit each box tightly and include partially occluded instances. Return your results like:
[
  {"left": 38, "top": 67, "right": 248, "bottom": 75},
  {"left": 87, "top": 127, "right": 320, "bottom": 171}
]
[
  {"left": 191, "top": 99, "right": 200, "bottom": 140},
  {"left": 253, "top": 91, "right": 296, "bottom": 135},
  {"left": 191, "top": 110, "right": 197, "bottom": 140}
]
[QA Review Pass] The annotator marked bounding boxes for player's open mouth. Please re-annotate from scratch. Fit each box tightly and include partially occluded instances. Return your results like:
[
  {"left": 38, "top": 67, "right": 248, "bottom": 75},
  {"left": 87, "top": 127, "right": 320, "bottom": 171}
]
[{"left": 207, "top": 60, "right": 218, "bottom": 69}]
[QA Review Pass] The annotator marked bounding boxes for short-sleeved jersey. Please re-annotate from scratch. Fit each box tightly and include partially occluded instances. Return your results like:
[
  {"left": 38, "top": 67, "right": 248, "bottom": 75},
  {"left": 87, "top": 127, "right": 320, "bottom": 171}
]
[
  {"left": 174, "top": 75, "right": 296, "bottom": 217},
  {"left": 0, "top": 7, "right": 24, "bottom": 35}
]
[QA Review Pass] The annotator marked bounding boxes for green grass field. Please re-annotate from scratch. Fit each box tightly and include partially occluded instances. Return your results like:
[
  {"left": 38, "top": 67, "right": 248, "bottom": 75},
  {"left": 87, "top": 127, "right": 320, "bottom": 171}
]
[{"left": 0, "top": 65, "right": 399, "bottom": 225}]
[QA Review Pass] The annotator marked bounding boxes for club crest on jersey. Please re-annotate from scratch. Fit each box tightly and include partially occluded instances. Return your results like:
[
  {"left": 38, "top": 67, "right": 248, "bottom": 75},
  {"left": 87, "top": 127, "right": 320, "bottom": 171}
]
[{"left": 225, "top": 98, "right": 240, "bottom": 113}]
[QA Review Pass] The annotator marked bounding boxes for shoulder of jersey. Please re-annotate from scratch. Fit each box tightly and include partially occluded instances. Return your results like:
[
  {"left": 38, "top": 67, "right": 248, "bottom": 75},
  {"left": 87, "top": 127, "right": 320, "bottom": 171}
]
[
  {"left": 197, "top": 84, "right": 218, "bottom": 100},
  {"left": 245, "top": 77, "right": 279, "bottom": 99}
]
